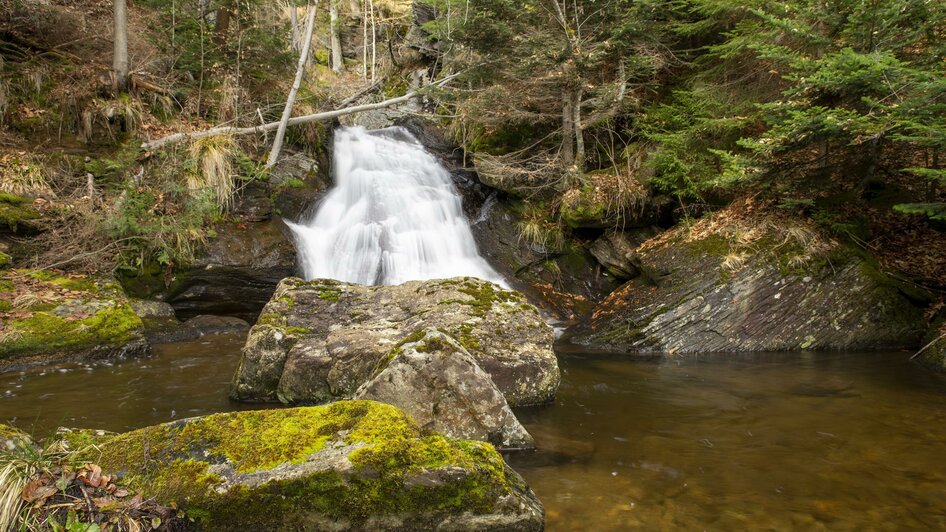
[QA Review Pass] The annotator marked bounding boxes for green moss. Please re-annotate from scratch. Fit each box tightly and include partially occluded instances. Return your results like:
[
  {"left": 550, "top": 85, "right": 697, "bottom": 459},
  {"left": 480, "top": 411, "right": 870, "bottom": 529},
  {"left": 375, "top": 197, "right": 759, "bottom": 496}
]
[
  {"left": 98, "top": 401, "right": 516, "bottom": 529},
  {"left": 456, "top": 323, "right": 481, "bottom": 351},
  {"left": 434, "top": 279, "right": 526, "bottom": 317},
  {"left": 1, "top": 302, "right": 143, "bottom": 358},
  {"left": 0, "top": 252, "right": 10, "bottom": 267},
  {"left": 318, "top": 289, "right": 341, "bottom": 302},
  {"left": 0, "top": 194, "right": 40, "bottom": 231}
]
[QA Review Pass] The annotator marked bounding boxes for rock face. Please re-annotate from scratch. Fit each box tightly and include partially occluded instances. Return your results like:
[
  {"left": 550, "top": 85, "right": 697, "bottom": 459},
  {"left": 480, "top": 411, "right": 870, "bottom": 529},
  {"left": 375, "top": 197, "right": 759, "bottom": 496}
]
[
  {"left": 231, "top": 277, "right": 559, "bottom": 407},
  {"left": 920, "top": 324, "right": 946, "bottom": 371},
  {"left": 0, "top": 270, "right": 149, "bottom": 369},
  {"left": 577, "top": 221, "right": 925, "bottom": 353},
  {"left": 165, "top": 219, "right": 298, "bottom": 322},
  {"left": 97, "top": 401, "right": 545, "bottom": 531},
  {"left": 354, "top": 328, "right": 534, "bottom": 450}
]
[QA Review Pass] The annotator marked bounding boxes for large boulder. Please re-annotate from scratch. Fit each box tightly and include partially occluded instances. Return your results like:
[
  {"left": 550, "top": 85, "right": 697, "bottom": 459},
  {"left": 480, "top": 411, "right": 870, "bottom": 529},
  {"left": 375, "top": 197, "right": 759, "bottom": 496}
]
[
  {"left": 0, "top": 270, "right": 148, "bottom": 369},
  {"left": 97, "top": 401, "right": 545, "bottom": 531},
  {"left": 576, "top": 213, "right": 925, "bottom": 353},
  {"left": 354, "top": 328, "right": 534, "bottom": 450},
  {"left": 231, "top": 277, "right": 559, "bottom": 407}
]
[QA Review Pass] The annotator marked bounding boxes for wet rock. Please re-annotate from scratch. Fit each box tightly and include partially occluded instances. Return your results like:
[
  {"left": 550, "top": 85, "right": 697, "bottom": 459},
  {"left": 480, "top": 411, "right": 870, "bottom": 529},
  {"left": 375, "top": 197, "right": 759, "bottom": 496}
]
[
  {"left": 130, "top": 299, "right": 176, "bottom": 319},
  {"left": 576, "top": 220, "right": 925, "bottom": 353},
  {"left": 231, "top": 277, "right": 559, "bottom": 407},
  {"left": 0, "top": 423, "right": 34, "bottom": 452},
  {"left": 0, "top": 270, "right": 149, "bottom": 370},
  {"left": 184, "top": 314, "right": 250, "bottom": 335},
  {"left": 97, "top": 401, "right": 545, "bottom": 531},
  {"left": 919, "top": 324, "right": 946, "bottom": 371},
  {"left": 164, "top": 219, "right": 297, "bottom": 322},
  {"left": 354, "top": 328, "right": 534, "bottom": 449}
]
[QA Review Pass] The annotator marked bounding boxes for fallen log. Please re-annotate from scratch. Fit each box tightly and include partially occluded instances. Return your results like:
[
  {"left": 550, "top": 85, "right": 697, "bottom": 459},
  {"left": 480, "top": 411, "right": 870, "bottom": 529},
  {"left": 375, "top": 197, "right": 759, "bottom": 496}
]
[{"left": 141, "top": 74, "right": 456, "bottom": 151}]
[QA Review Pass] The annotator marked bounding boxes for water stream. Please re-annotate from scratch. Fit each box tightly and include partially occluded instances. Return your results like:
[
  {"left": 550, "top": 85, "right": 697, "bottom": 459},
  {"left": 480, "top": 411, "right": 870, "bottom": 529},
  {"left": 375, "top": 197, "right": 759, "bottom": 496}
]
[
  {"left": 2, "top": 337, "right": 945, "bottom": 530},
  {"left": 286, "top": 126, "right": 503, "bottom": 286}
]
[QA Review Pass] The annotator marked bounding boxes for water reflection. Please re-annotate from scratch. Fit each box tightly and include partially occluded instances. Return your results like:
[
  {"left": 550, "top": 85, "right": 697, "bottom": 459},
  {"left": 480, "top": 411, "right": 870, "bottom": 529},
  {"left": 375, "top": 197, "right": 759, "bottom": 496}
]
[{"left": 510, "top": 351, "right": 946, "bottom": 531}]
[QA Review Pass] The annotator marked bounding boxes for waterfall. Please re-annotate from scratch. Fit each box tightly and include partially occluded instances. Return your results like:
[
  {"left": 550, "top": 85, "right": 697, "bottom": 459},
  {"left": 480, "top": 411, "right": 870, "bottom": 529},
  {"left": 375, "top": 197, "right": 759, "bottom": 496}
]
[{"left": 286, "top": 126, "right": 504, "bottom": 286}]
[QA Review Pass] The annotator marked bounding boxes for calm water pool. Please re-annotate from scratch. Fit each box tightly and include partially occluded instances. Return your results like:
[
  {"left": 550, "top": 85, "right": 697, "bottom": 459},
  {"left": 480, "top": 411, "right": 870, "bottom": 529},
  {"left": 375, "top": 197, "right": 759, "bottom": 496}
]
[{"left": 2, "top": 337, "right": 945, "bottom": 530}]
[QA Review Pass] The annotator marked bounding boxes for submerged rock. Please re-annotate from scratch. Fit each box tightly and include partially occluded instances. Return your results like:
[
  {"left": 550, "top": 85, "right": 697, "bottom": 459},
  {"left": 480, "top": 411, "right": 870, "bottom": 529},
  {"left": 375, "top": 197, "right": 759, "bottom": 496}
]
[
  {"left": 576, "top": 216, "right": 924, "bottom": 353},
  {"left": 97, "top": 401, "right": 545, "bottom": 531},
  {"left": 354, "top": 328, "right": 534, "bottom": 450},
  {"left": 0, "top": 270, "right": 149, "bottom": 369},
  {"left": 231, "top": 277, "right": 559, "bottom": 407}
]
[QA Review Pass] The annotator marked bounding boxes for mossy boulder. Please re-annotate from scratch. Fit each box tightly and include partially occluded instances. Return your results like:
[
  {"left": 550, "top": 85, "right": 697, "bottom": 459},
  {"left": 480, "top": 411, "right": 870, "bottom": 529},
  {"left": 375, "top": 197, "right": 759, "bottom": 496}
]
[
  {"left": 231, "top": 277, "right": 559, "bottom": 407},
  {"left": 0, "top": 423, "right": 34, "bottom": 452},
  {"left": 0, "top": 270, "right": 149, "bottom": 369},
  {"left": 576, "top": 213, "right": 925, "bottom": 353},
  {"left": 96, "top": 401, "right": 545, "bottom": 531},
  {"left": 919, "top": 323, "right": 946, "bottom": 371},
  {"left": 354, "top": 328, "right": 534, "bottom": 450},
  {"left": 0, "top": 193, "right": 41, "bottom": 233}
]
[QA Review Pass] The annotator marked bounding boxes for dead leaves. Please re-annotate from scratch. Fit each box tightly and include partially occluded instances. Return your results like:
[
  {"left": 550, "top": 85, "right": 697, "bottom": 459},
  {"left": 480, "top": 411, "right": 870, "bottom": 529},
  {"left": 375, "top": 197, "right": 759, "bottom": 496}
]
[{"left": 19, "top": 463, "right": 182, "bottom": 532}]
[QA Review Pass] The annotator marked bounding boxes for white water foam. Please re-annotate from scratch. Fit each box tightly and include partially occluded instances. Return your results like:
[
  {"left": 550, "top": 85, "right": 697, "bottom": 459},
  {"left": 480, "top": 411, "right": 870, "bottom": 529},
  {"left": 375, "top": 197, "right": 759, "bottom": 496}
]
[{"left": 286, "top": 126, "right": 504, "bottom": 286}]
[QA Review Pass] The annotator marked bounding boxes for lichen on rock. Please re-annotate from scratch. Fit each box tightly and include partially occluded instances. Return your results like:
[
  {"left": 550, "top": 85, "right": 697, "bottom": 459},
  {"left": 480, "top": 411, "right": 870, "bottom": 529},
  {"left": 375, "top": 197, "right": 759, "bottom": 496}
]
[
  {"left": 96, "top": 401, "right": 545, "bottom": 531},
  {"left": 354, "top": 328, "right": 535, "bottom": 450},
  {"left": 231, "top": 276, "right": 559, "bottom": 407},
  {"left": 576, "top": 209, "right": 925, "bottom": 353}
]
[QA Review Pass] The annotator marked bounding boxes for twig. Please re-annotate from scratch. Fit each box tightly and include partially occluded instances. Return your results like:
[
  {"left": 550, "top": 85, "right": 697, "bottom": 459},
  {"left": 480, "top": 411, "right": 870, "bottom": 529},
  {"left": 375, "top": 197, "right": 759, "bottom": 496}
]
[{"left": 910, "top": 333, "right": 946, "bottom": 361}]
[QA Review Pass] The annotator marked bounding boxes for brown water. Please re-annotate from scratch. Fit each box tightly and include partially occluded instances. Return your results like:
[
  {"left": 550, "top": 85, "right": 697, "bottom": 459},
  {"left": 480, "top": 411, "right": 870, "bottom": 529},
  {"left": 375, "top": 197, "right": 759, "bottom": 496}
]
[{"left": 2, "top": 338, "right": 946, "bottom": 530}]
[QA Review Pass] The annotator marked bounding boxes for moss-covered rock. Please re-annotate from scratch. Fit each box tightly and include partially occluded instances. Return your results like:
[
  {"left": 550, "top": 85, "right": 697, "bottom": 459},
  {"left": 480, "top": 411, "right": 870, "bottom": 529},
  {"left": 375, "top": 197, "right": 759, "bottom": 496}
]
[
  {"left": 0, "top": 193, "right": 41, "bottom": 232},
  {"left": 0, "top": 422, "right": 35, "bottom": 452},
  {"left": 231, "top": 277, "right": 559, "bottom": 407},
  {"left": 919, "top": 322, "right": 946, "bottom": 371},
  {"left": 97, "top": 401, "right": 544, "bottom": 531},
  {"left": 575, "top": 212, "right": 925, "bottom": 353},
  {"left": 0, "top": 270, "right": 149, "bottom": 369}
]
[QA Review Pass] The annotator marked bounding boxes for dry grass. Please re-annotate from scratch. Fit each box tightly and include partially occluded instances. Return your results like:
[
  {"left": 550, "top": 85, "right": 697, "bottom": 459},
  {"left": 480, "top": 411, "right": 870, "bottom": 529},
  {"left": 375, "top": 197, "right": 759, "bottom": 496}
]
[
  {"left": 0, "top": 460, "right": 27, "bottom": 532},
  {"left": 0, "top": 153, "right": 53, "bottom": 197},
  {"left": 187, "top": 135, "right": 238, "bottom": 211}
]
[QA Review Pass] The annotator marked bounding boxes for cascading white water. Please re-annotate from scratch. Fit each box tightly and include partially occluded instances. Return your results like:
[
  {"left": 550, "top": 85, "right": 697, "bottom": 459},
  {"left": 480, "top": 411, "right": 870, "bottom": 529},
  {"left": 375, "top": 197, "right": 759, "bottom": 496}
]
[{"left": 286, "top": 126, "right": 505, "bottom": 286}]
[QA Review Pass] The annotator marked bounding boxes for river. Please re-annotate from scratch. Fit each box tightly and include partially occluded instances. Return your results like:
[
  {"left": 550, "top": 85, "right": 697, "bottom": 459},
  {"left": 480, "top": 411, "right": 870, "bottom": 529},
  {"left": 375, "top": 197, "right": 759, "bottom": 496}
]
[{"left": 2, "top": 335, "right": 945, "bottom": 530}]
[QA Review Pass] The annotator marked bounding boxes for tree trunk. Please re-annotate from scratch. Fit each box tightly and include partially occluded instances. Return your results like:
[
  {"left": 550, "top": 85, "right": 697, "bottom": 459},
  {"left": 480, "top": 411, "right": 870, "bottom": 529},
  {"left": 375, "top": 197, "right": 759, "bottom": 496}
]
[
  {"left": 289, "top": 5, "right": 300, "bottom": 51},
  {"left": 266, "top": 1, "right": 319, "bottom": 169},
  {"left": 361, "top": 0, "right": 368, "bottom": 80},
  {"left": 573, "top": 87, "right": 584, "bottom": 172},
  {"left": 113, "top": 0, "right": 129, "bottom": 91},
  {"left": 561, "top": 88, "right": 575, "bottom": 167},
  {"left": 329, "top": 0, "right": 343, "bottom": 72},
  {"left": 368, "top": 0, "right": 376, "bottom": 82},
  {"left": 214, "top": 5, "right": 231, "bottom": 45}
]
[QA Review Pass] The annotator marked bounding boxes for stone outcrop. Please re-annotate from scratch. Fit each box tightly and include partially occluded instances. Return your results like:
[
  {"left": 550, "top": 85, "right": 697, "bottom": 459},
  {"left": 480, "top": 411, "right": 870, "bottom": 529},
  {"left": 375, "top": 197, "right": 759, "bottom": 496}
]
[
  {"left": 97, "top": 401, "right": 545, "bottom": 531},
  {"left": 354, "top": 328, "right": 534, "bottom": 450},
  {"left": 0, "top": 270, "right": 149, "bottom": 369},
  {"left": 231, "top": 277, "right": 559, "bottom": 407},
  {"left": 576, "top": 218, "right": 925, "bottom": 353}
]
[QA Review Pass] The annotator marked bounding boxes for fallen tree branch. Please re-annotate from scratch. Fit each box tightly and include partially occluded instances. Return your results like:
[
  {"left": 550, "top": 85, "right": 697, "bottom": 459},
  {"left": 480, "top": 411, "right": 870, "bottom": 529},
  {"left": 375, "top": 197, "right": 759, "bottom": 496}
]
[{"left": 141, "top": 73, "right": 458, "bottom": 151}]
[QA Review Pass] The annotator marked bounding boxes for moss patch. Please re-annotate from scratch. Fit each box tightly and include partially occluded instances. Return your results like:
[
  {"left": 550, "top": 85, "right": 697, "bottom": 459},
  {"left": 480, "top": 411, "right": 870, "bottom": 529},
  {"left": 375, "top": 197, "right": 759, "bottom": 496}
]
[
  {"left": 98, "top": 401, "right": 518, "bottom": 529},
  {"left": 0, "top": 270, "right": 144, "bottom": 360},
  {"left": 0, "top": 193, "right": 40, "bottom": 231}
]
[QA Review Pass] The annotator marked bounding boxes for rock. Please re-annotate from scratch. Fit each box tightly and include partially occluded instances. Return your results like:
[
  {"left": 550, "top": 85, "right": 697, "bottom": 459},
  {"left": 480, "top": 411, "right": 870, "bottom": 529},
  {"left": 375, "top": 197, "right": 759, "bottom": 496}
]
[
  {"left": 184, "top": 314, "right": 250, "bottom": 335},
  {"left": 96, "top": 401, "right": 545, "bottom": 531},
  {"left": 575, "top": 217, "right": 925, "bottom": 353},
  {"left": 354, "top": 328, "right": 534, "bottom": 450},
  {"left": 231, "top": 277, "right": 559, "bottom": 407},
  {"left": 130, "top": 299, "right": 176, "bottom": 319},
  {"left": 588, "top": 230, "right": 651, "bottom": 280},
  {"left": 164, "top": 219, "right": 298, "bottom": 322},
  {"left": 0, "top": 193, "right": 41, "bottom": 233},
  {"left": 0, "top": 423, "right": 34, "bottom": 452},
  {"left": 919, "top": 323, "right": 946, "bottom": 371},
  {"left": 0, "top": 270, "right": 149, "bottom": 369},
  {"left": 269, "top": 149, "right": 331, "bottom": 221}
]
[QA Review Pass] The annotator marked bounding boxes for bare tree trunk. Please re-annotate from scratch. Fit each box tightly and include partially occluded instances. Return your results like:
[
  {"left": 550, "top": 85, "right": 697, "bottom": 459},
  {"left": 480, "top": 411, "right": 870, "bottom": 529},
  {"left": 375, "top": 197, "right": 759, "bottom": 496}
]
[
  {"left": 562, "top": 89, "right": 575, "bottom": 166},
  {"left": 266, "top": 1, "right": 319, "bottom": 169},
  {"left": 573, "top": 87, "right": 584, "bottom": 172},
  {"left": 290, "top": 4, "right": 300, "bottom": 51},
  {"left": 361, "top": 0, "right": 368, "bottom": 80},
  {"left": 113, "top": 0, "right": 129, "bottom": 91},
  {"left": 368, "top": 0, "right": 376, "bottom": 82},
  {"left": 329, "top": 0, "right": 343, "bottom": 72}
]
